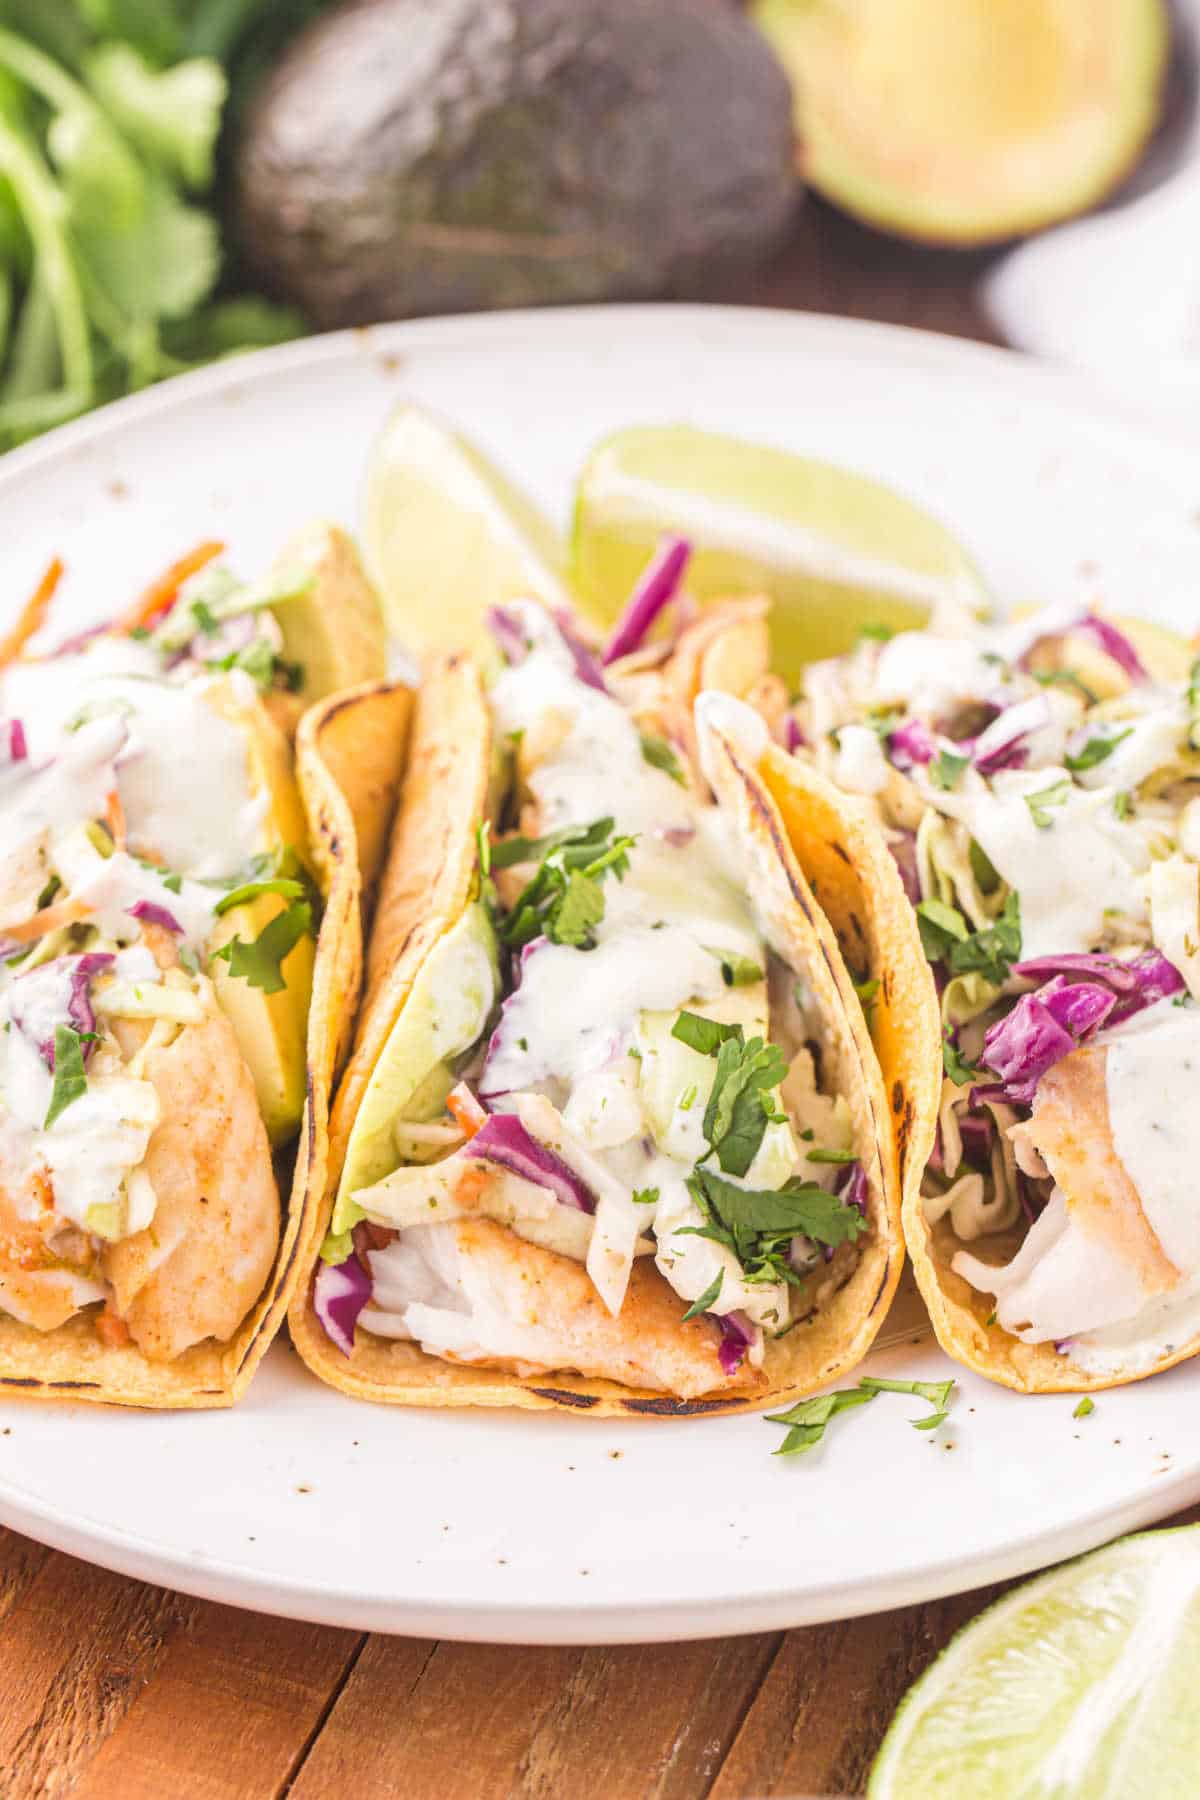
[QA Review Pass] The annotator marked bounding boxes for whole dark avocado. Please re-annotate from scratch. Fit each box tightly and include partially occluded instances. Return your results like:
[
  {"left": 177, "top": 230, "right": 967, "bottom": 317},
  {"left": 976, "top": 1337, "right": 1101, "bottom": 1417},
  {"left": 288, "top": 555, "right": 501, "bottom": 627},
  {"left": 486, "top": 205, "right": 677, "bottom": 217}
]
[{"left": 234, "top": 0, "right": 800, "bottom": 325}]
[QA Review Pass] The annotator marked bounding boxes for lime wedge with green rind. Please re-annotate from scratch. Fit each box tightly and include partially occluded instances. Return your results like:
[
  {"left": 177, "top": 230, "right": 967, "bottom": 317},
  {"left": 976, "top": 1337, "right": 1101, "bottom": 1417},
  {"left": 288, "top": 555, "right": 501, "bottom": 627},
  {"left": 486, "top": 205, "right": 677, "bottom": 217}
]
[
  {"left": 869, "top": 1525, "right": 1200, "bottom": 1799},
  {"left": 365, "top": 405, "right": 572, "bottom": 651},
  {"left": 571, "top": 425, "right": 989, "bottom": 678}
]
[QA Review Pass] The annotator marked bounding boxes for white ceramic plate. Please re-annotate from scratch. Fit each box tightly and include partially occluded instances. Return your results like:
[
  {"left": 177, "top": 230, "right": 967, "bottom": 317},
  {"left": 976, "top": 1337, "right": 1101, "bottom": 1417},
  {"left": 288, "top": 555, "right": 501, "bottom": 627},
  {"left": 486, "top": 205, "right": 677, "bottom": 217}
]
[{"left": 1, "top": 307, "right": 1199, "bottom": 1645}]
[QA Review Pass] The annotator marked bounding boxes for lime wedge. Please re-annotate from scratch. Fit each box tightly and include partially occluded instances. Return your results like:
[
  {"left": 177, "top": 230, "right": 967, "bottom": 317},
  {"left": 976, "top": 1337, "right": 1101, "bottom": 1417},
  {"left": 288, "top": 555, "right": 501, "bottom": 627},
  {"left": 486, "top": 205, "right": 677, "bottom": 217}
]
[
  {"left": 571, "top": 425, "right": 988, "bottom": 677},
  {"left": 870, "top": 1525, "right": 1200, "bottom": 1799},
  {"left": 365, "top": 405, "right": 571, "bottom": 650}
]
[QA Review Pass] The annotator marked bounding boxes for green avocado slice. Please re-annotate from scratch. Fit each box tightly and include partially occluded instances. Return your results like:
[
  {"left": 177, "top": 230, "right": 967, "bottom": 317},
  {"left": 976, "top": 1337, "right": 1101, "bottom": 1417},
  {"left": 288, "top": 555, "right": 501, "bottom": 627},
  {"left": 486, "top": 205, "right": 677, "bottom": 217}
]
[{"left": 269, "top": 521, "right": 387, "bottom": 704}]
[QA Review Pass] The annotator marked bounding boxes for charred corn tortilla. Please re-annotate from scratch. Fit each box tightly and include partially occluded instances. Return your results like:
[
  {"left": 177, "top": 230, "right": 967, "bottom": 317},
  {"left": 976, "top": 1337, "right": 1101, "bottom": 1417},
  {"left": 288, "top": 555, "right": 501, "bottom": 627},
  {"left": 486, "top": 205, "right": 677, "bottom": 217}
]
[
  {"left": 0, "top": 680, "right": 409, "bottom": 1409},
  {"left": 290, "top": 619, "right": 903, "bottom": 1417}
]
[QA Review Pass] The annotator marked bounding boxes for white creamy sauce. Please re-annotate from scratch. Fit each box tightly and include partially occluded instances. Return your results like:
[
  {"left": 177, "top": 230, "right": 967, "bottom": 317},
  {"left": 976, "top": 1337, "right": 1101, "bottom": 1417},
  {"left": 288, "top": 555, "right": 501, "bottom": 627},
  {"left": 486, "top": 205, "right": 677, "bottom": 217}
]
[
  {"left": 937, "top": 766, "right": 1146, "bottom": 959},
  {"left": 1072, "top": 700, "right": 1185, "bottom": 794},
  {"left": 874, "top": 632, "right": 1016, "bottom": 718},
  {"left": 832, "top": 724, "right": 890, "bottom": 795},
  {"left": 1106, "top": 1009, "right": 1200, "bottom": 1278},
  {"left": 366, "top": 612, "right": 843, "bottom": 1348}
]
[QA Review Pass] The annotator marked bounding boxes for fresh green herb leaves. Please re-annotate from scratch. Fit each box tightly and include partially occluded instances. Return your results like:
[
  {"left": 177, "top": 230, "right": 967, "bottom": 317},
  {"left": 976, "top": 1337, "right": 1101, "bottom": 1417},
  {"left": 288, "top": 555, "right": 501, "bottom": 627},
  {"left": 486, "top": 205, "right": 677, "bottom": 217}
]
[
  {"left": 213, "top": 900, "right": 313, "bottom": 994},
  {"left": 632, "top": 1186, "right": 659, "bottom": 1207},
  {"left": 705, "top": 946, "right": 765, "bottom": 988},
  {"left": 805, "top": 1146, "right": 856, "bottom": 1165},
  {"left": 917, "top": 892, "right": 1021, "bottom": 986},
  {"left": 493, "top": 818, "right": 636, "bottom": 950},
  {"left": 44, "top": 1026, "right": 93, "bottom": 1129},
  {"left": 858, "top": 622, "right": 895, "bottom": 643},
  {"left": 1033, "top": 668, "right": 1099, "bottom": 705},
  {"left": 689, "top": 1167, "right": 867, "bottom": 1254},
  {"left": 1073, "top": 1397, "right": 1095, "bottom": 1420},
  {"left": 943, "top": 1031, "right": 982, "bottom": 1086},
  {"left": 639, "top": 733, "right": 686, "bottom": 786},
  {"left": 1113, "top": 791, "right": 1134, "bottom": 821},
  {"left": 1024, "top": 777, "right": 1072, "bottom": 830},
  {"left": 681, "top": 1269, "right": 723, "bottom": 1322},
  {"left": 854, "top": 975, "right": 880, "bottom": 1020},
  {"left": 930, "top": 748, "right": 969, "bottom": 791},
  {"left": 213, "top": 876, "right": 306, "bottom": 917},
  {"left": 671, "top": 1011, "right": 741, "bottom": 1056},
  {"left": 702, "top": 1033, "right": 789, "bottom": 1177},
  {"left": 1064, "top": 728, "right": 1132, "bottom": 774},
  {"left": 860, "top": 1376, "right": 956, "bottom": 1431},
  {"left": 767, "top": 1374, "right": 957, "bottom": 1456}
]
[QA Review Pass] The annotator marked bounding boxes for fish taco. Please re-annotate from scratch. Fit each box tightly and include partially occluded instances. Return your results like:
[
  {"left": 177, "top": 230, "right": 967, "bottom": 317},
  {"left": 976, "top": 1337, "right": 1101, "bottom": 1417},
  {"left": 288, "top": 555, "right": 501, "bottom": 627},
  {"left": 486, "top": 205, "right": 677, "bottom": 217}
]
[
  {"left": 784, "top": 603, "right": 1200, "bottom": 1392},
  {"left": 292, "top": 574, "right": 903, "bottom": 1415},
  {"left": 0, "top": 526, "right": 386, "bottom": 1405}
]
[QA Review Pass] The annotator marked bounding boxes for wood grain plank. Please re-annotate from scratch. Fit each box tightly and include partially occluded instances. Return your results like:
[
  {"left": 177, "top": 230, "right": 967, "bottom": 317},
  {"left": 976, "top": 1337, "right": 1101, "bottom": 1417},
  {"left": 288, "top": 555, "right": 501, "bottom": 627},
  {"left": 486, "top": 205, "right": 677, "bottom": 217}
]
[
  {"left": 68, "top": 1603, "right": 362, "bottom": 1800},
  {"left": 710, "top": 1587, "right": 1002, "bottom": 1799},
  {"left": 291, "top": 1631, "right": 781, "bottom": 1800}
]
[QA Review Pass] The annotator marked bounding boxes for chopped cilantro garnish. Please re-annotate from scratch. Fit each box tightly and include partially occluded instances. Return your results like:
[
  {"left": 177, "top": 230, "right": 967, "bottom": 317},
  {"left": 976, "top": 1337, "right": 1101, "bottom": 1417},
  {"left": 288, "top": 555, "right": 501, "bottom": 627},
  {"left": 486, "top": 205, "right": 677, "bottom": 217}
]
[
  {"left": 681, "top": 1269, "right": 723, "bottom": 1322},
  {"left": 640, "top": 733, "right": 686, "bottom": 786},
  {"left": 858, "top": 622, "right": 894, "bottom": 642},
  {"left": 1024, "top": 777, "right": 1072, "bottom": 830},
  {"left": 943, "top": 1031, "right": 982, "bottom": 1087},
  {"left": 679, "top": 1083, "right": 698, "bottom": 1112},
  {"left": 767, "top": 1373, "right": 957, "bottom": 1456},
  {"left": 671, "top": 1011, "right": 741, "bottom": 1056},
  {"left": 1064, "top": 729, "right": 1132, "bottom": 774},
  {"left": 632, "top": 1186, "right": 659, "bottom": 1207},
  {"left": 705, "top": 946, "right": 764, "bottom": 988},
  {"left": 162, "top": 872, "right": 183, "bottom": 895},
  {"left": 44, "top": 1026, "right": 93, "bottom": 1129},
  {"left": 702, "top": 1033, "right": 789, "bottom": 1177},
  {"left": 493, "top": 818, "right": 636, "bottom": 950},
  {"left": 690, "top": 1167, "right": 866, "bottom": 1254},
  {"left": 1033, "top": 667, "right": 1099, "bottom": 705},
  {"left": 918, "top": 892, "right": 1021, "bottom": 987},
  {"left": 969, "top": 838, "right": 1001, "bottom": 894},
  {"left": 930, "top": 748, "right": 969, "bottom": 791},
  {"left": 213, "top": 899, "right": 313, "bottom": 994},
  {"left": 854, "top": 975, "right": 880, "bottom": 1019},
  {"left": 805, "top": 1146, "right": 856, "bottom": 1165},
  {"left": 213, "top": 876, "right": 306, "bottom": 917},
  {"left": 1073, "top": 1396, "right": 1095, "bottom": 1419},
  {"left": 191, "top": 598, "right": 220, "bottom": 636}
]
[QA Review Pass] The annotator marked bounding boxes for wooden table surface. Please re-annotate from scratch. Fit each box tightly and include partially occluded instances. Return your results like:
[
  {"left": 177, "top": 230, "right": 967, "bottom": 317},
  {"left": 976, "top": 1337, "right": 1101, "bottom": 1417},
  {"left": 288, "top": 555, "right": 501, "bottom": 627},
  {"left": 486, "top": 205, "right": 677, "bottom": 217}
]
[{"left": 3, "top": 204, "right": 1194, "bottom": 1800}]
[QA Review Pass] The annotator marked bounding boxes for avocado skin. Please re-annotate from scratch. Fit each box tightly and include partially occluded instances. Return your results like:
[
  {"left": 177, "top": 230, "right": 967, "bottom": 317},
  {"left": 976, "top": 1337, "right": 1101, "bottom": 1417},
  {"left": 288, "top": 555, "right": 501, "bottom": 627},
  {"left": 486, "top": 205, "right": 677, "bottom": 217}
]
[{"left": 234, "top": 0, "right": 800, "bottom": 327}]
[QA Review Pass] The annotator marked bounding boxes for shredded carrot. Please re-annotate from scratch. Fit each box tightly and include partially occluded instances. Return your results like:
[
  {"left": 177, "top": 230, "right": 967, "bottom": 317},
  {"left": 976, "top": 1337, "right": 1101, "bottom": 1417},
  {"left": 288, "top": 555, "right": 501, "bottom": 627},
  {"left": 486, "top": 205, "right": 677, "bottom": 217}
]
[
  {"left": 447, "top": 1082, "right": 487, "bottom": 1138},
  {"left": 0, "top": 557, "right": 64, "bottom": 668},
  {"left": 117, "top": 538, "right": 225, "bottom": 634},
  {"left": 4, "top": 894, "right": 93, "bottom": 943},
  {"left": 104, "top": 788, "right": 127, "bottom": 851}
]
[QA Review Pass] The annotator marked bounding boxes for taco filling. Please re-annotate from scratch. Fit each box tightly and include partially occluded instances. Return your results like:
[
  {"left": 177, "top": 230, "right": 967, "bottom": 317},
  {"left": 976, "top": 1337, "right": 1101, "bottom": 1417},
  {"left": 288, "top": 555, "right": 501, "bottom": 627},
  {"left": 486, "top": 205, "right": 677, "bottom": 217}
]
[
  {"left": 313, "top": 598, "right": 885, "bottom": 1401},
  {"left": 0, "top": 551, "right": 324, "bottom": 1362},
  {"left": 793, "top": 605, "right": 1200, "bottom": 1378}
]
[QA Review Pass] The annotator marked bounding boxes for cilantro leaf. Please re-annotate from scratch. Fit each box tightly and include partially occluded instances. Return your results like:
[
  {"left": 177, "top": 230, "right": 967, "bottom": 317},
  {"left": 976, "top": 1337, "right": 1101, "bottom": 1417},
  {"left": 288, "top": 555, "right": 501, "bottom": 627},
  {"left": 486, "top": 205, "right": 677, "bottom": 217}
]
[
  {"left": 920, "top": 893, "right": 1022, "bottom": 987},
  {"left": 494, "top": 818, "right": 635, "bottom": 950},
  {"left": 765, "top": 1386, "right": 875, "bottom": 1456},
  {"left": 632, "top": 1186, "right": 659, "bottom": 1207},
  {"left": 1073, "top": 1397, "right": 1095, "bottom": 1420},
  {"left": 930, "top": 748, "right": 969, "bottom": 791},
  {"left": 805, "top": 1146, "right": 856, "bottom": 1165},
  {"left": 943, "top": 1031, "right": 982, "bottom": 1087},
  {"left": 702, "top": 1034, "right": 789, "bottom": 1176},
  {"left": 681, "top": 1269, "right": 723, "bottom": 1322},
  {"left": 491, "top": 817, "right": 615, "bottom": 871},
  {"left": 542, "top": 870, "right": 603, "bottom": 947},
  {"left": 916, "top": 898, "right": 970, "bottom": 962},
  {"left": 1064, "top": 729, "right": 1133, "bottom": 774},
  {"left": 692, "top": 1167, "right": 867, "bottom": 1249},
  {"left": 639, "top": 733, "right": 686, "bottom": 786},
  {"left": 860, "top": 1375, "right": 956, "bottom": 1431},
  {"left": 213, "top": 899, "right": 312, "bottom": 994},
  {"left": 213, "top": 876, "right": 306, "bottom": 917},
  {"left": 671, "top": 1011, "right": 741, "bottom": 1056},
  {"left": 854, "top": 975, "right": 880, "bottom": 1019},
  {"left": 1024, "top": 777, "right": 1072, "bottom": 830},
  {"left": 44, "top": 1025, "right": 92, "bottom": 1129}
]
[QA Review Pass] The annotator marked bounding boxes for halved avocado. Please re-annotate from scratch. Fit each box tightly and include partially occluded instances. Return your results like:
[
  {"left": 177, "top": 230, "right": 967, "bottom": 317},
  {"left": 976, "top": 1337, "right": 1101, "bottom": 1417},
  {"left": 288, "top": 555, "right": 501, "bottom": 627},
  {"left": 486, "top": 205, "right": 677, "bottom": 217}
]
[
  {"left": 754, "top": 0, "right": 1168, "bottom": 244},
  {"left": 268, "top": 521, "right": 387, "bottom": 704}
]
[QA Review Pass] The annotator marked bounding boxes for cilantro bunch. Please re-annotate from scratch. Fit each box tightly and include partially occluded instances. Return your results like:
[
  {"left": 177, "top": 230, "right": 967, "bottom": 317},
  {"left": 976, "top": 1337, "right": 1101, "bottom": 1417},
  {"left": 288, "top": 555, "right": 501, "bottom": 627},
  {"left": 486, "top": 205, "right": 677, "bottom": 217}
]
[{"left": 0, "top": 2, "right": 320, "bottom": 449}]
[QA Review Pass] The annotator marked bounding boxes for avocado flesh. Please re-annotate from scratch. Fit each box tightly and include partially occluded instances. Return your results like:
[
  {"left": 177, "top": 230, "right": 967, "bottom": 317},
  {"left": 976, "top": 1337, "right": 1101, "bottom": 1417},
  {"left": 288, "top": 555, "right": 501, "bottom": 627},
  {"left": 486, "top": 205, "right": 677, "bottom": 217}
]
[
  {"left": 209, "top": 893, "right": 315, "bottom": 1147},
  {"left": 234, "top": 0, "right": 799, "bottom": 327},
  {"left": 333, "top": 902, "right": 499, "bottom": 1234},
  {"left": 754, "top": 0, "right": 1168, "bottom": 244},
  {"left": 269, "top": 521, "right": 387, "bottom": 704},
  {"left": 201, "top": 679, "right": 314, "bottom": 1145}
]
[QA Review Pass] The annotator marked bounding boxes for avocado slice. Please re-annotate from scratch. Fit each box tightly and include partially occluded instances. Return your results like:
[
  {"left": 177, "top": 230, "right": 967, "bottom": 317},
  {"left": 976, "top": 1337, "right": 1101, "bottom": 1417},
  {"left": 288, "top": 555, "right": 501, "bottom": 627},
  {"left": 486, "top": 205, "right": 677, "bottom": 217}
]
[
  {"left": 201, "top": 677, "right": 315, "bottom": 1145},
  {"left": 754, "top": 0, "right": 1167, "bottom": 244},
  {"left": 233, "top": 0, "right": 799, "bottom": 326},
  {"left": 333, "top": 902, "right": 499, "bottom": 1234},
  {"left": 269, "top": 522, "right": 387, "bottom": 704}
]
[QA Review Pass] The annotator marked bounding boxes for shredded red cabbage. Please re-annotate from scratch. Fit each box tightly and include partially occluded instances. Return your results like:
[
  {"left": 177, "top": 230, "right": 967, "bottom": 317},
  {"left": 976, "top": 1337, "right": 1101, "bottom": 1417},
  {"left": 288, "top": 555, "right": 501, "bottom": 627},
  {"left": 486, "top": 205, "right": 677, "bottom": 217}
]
[
  {"left": 128, "top": 899, "right": 183, "bottom": 935},
  {"left": 837, "top": 1159, "right": 868, "bottom": 1217},
  {"left": 468, "top": 1112, "right": 595, "bottom": 1213},
  {"left": 552, "top": 609, "right": 608, "bottom": 692},
  {"left": 981, "top": 976, "right": 1115, "bottom": 1105},
  {"left": 11, "top": 952, "right": 115, "bottom": 1067},
  {"left": 6, "top": 720, "right": 26, "bottom": 762},
  {"left": 714, "top": 1309, "right": 755, "bottom": 1375},
  {"left": 313, "top": 1254, "right": 371, "bottom": 1357},
  {"left": 887, "top": 719, "right": 936, "bottom": 769},
  {"left": 956, "top": 1112, "right": 994, "bottom": 1168},
  {"left": 1013, "top": 952, "right": 1141, "bottom": 992},
  {"left": 972, "top": 695, "right": 1051, "bottom": 775},
  {"left": 602, "top": 535, "right": 690, "bottom": 665},
  {"left": 1107, "top": 950, "right": 1185, "bottom": 1024},
  {"left": 486, "top": 605, "right": 530, "bottom": 667},
  {"left": 784, "top": 715, "right": 806, "bottom": 753},
  {"left": 888, "top": 833, "right": 921, "bottom": 905},
  {"left": 1074, "top": 614, "right": 1146, "bottom": 682}
]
